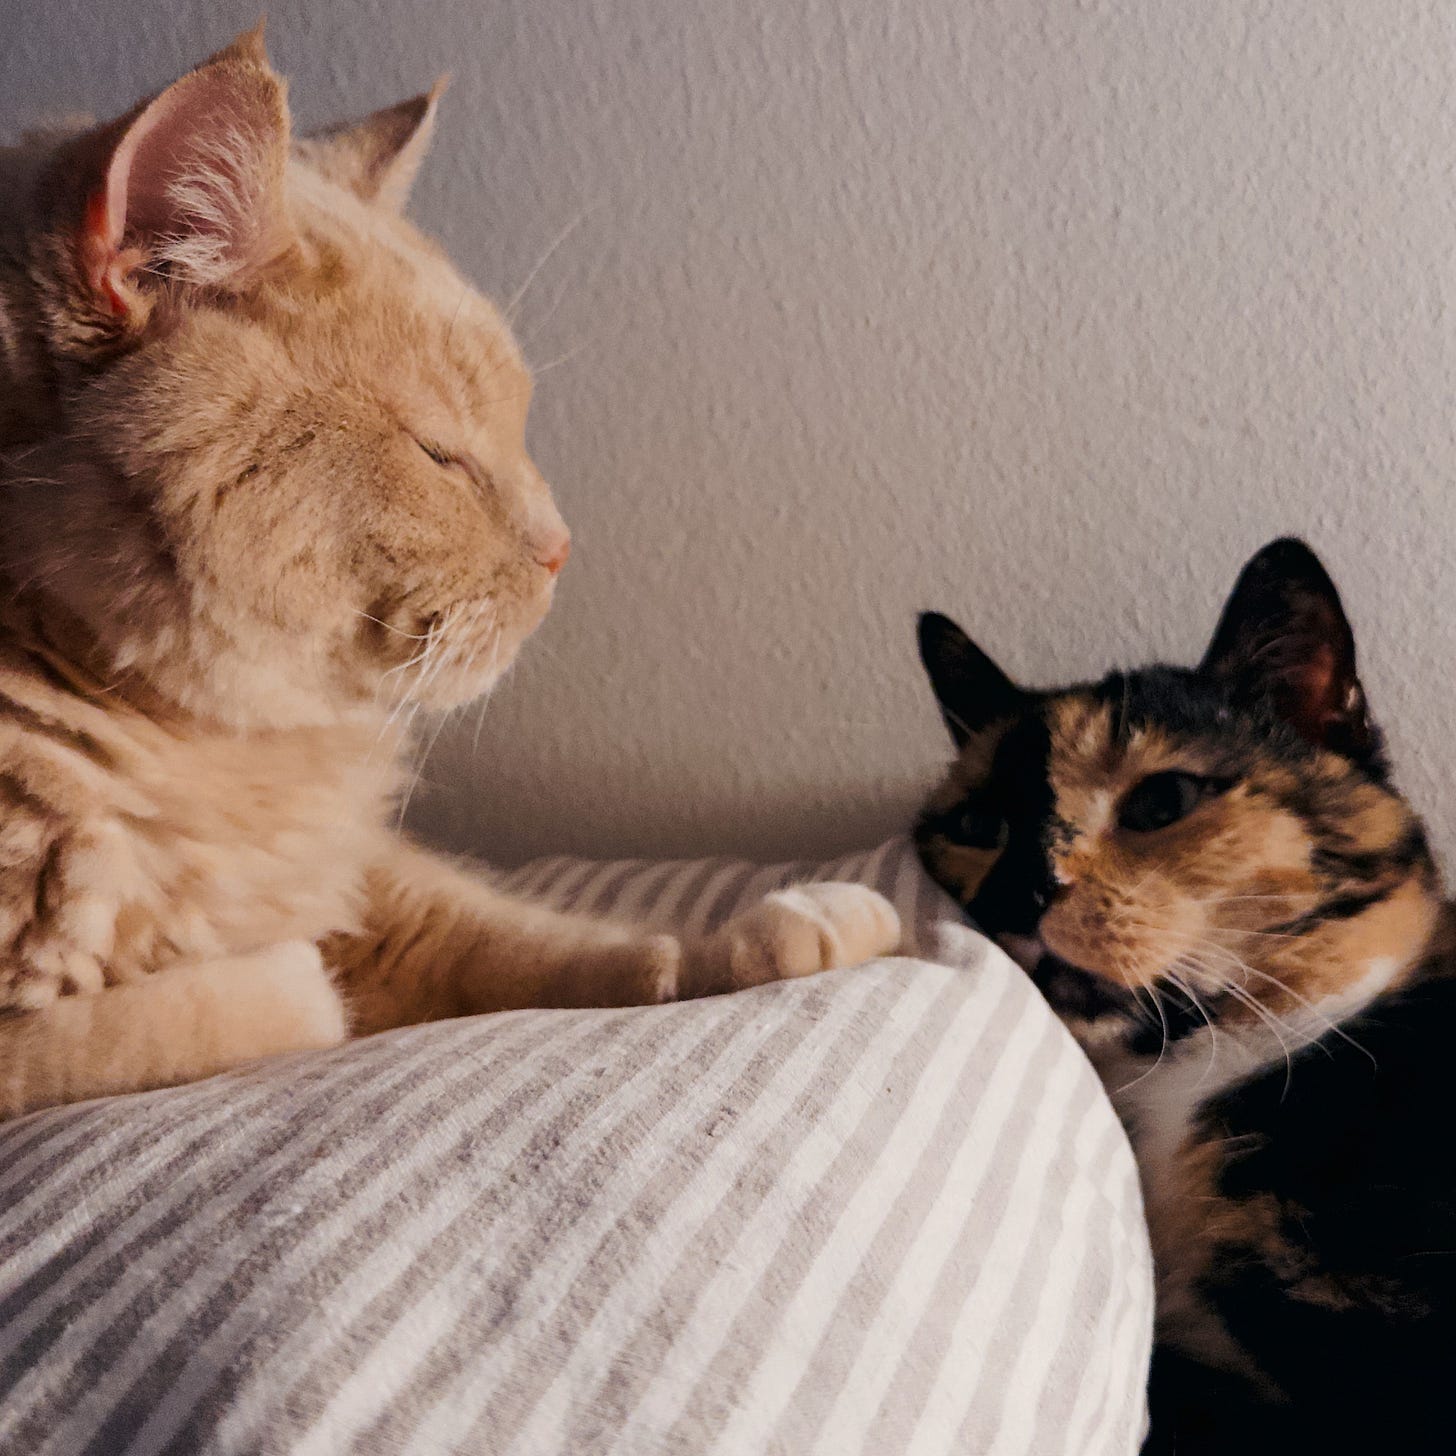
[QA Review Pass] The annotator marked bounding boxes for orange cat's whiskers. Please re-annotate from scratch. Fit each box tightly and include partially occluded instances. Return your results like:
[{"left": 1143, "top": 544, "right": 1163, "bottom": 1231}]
[
  {"left": 393, "top": 608, "right": 505, "bottom": 824},
  {"left": 378, "top": 643, "right": 437, "bottom": 723},
  {"left": 411, "top": 619, "right": 454, "bottom": 703},
  {"left": 461, "top": 621, "right": 506, "bottom": 759},
  {"left": 376, "top": 621, "right": 450, "bottom": 749},
  {"left": 517, "top": 278, "right": 574, "bottom": 357},
  {"left": 527, "top": 345, "right": 586, "bottom": 378},
  {"left": 471, "top": 688, "right": 494, "bottom": 758},
  {"left": 380, "top": 636, "right": 436, "bottom": 684},
  {"left": 397, "top": 707, "right": 451, "bottom": 828},
  {"left": 353, "top": 610, "right": 432, "bottom": 642},
  {"left": 443, "top": 286, "right": 469, "bottom": 352},
  {"left": 503, "top": 209, "right": 592, "bottom": 329},
  {"left": 396, "top": 610, "right": 494, "bottom": 819}
]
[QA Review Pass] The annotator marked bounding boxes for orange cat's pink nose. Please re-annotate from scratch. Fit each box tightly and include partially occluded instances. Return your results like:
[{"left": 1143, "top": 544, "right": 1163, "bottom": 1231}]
[{"left": 536, "top": 533, "right": 571, "bottom": 576}]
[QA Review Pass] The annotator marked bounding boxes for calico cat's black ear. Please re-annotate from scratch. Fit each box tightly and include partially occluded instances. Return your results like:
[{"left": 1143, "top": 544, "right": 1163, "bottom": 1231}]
[
  {"left": 917, "top": 612, "right": 1024, "bottom": 747},
  {"left": 1200, "top": 538, "right": 1377, "bottom": 762}
]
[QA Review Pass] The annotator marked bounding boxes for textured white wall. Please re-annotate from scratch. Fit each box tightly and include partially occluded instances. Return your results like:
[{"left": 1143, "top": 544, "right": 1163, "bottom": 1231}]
[{"left": 6, "top": 2, "right": 1456, "bottom": 868}]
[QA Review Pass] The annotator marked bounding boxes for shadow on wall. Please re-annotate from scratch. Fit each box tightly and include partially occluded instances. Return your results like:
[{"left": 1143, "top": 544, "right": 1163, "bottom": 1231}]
[{"left": 409, "top": 737, "right": 937, "bottom": 870}]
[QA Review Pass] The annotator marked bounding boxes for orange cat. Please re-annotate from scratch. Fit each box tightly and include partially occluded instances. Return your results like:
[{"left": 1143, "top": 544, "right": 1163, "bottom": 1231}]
[{"left": 0, "top": 29, "right": 899, "bottom": 1117}]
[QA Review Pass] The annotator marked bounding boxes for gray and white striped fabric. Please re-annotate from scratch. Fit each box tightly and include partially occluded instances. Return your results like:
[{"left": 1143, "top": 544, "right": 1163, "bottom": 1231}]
[
  {"left": 500, "top": 837, "right": 958, "bottom": 950},
  {"left": 0, "top": 839, "right": 1153, "bottom": 1455}
]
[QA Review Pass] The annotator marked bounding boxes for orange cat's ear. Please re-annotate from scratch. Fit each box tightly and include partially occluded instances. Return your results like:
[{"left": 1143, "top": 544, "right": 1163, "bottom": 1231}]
[
  {"left": 59, "top": 31, "right": 293, "bottom": 337},
  {"left": 298, "top": 79, "right": 446, "bottom": 214},
  {"left": 201, "top": 17, "right": 272, "bottom": 70}
]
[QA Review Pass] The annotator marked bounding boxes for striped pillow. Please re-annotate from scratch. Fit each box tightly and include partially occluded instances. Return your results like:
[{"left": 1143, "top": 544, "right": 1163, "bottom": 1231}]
[
  {"left": 500, "top": 837, "right": 961, "bottom": 951},
  {"left": 0, "top": 839, "right": 1153, "bottom": 1455}
]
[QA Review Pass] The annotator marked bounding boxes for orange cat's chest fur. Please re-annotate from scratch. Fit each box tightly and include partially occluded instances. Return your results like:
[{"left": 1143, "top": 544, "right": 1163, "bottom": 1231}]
[{"left": 0, "top": 643, "right": 397, "bottom": 1007}]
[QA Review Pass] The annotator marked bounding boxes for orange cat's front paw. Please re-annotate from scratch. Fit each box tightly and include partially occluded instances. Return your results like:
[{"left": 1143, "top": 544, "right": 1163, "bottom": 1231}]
[
  {"left": 681, "top": 883, "right": 902, "bottom": 998},
  {"left": 252, "top": 941, "right": 351, "bottom": 1049}
]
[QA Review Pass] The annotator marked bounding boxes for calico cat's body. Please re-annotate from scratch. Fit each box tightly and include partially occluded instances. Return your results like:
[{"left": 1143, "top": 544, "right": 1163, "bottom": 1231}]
[
  {"left": 914, "top": 539, "right": 1456, "bottom": 1453},
  {"left": 0, "top": 29, "right": 900, "bottom": 1118}
]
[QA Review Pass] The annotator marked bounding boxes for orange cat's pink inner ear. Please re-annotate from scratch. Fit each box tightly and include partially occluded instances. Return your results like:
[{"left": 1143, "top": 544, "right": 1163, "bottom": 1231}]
[
  {"left": 78, "top": 98, "right": 168, "bottom": 318},
  {"left": 79, "top": 185, "right": 131, "bottom": 317},
  {"left": 76, "top": 56, "right": 294, "bottom": 318}
]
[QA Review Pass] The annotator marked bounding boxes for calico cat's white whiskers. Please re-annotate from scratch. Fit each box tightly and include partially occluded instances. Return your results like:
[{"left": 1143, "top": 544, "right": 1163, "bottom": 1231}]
[
  {"left": 1166, "top": 934, "right": 1308, "bottom": 1039},
  {"left": 1190, "top": 960, "right": 1299, "bottom": 1097},
  {"left": 1228, "top": 957, "right": 1379, "bottom": 1071},
  {"left": 1115, "top": 919, "right": 1233, "bottom": 1088},
  {"left": 1150, "top": 924, "right": 1381, "bottom": 1095},
  {"left": 1163, "top": 963, "right": 1221, "bottom": 1088},
  {"left": 1116, "top": 978, "right": 1173, "bottom": 1095},
  {"left": 1194, "top": 892, "right": 1313, "bottom": 904},
  {"left": 1136, "top": 920, "right": 1304, "bottom": 1092},
  {"left": 1223, "top": 981, "right": 1298, "bottom": 1097},
  {"left": 1176, "top": 902, "right": 1382, "bottom": 1068}
]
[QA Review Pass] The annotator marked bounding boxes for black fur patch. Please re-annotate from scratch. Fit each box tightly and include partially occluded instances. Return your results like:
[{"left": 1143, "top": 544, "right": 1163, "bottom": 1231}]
[{"left": 1148, "top": 961, "right": 1456, "bottom": 1453}]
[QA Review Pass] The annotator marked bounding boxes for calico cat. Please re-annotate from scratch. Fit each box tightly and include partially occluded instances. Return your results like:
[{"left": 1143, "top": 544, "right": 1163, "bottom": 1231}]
[
  {"left": 914, "top": 538, "right": 1456, "bottom": 1454},
  {"left": 0, "top": 28, "right": 900, "bottom": 1117}
]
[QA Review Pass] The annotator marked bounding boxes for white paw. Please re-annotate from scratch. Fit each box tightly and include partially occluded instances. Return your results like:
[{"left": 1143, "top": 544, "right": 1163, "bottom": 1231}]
[{"left": 683, "top": 882, "right": 902, "bottom": 997}]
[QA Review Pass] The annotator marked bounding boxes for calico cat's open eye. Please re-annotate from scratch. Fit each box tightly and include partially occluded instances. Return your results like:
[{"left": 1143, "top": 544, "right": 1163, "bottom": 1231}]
[{"left": 1117, "top": 771, "right": 1212, "bottom": 833}]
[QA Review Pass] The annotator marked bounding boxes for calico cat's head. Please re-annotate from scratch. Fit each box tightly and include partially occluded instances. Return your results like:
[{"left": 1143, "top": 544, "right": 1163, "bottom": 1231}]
[
  {"left": 0, "top": 27, "right": 569, "bottom": 730},
  {"left": 916, "top": 539, "right": 1442, "bottom": 1054}
]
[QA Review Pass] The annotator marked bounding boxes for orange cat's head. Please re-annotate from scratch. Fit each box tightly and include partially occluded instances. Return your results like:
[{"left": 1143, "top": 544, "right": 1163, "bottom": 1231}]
[{"left": 0, "top": 27, "right": 569, "bottom": 730}]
